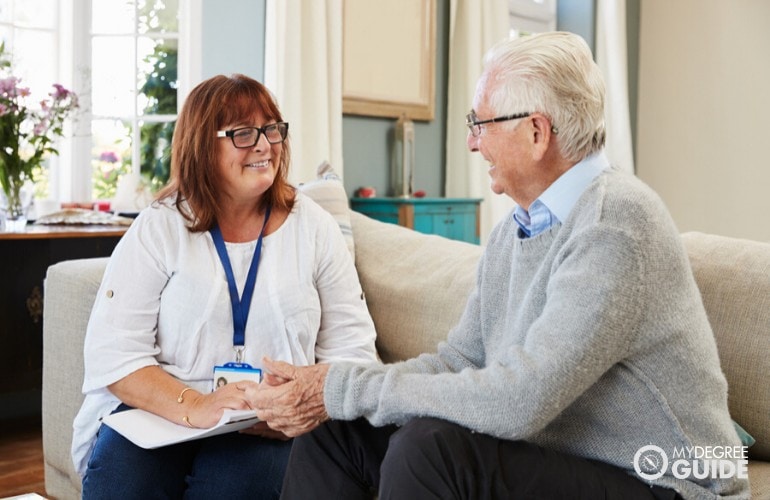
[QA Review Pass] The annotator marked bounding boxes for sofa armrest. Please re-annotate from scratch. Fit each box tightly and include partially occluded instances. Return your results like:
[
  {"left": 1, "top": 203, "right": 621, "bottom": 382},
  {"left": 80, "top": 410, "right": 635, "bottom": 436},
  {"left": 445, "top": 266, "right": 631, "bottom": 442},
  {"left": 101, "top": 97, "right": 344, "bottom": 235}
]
[
  {"left": 42, "top": 257, "right": 108, "bottom": 500},
  {"left": 682, "top": 232, "right": 770, "bottom": 461}
]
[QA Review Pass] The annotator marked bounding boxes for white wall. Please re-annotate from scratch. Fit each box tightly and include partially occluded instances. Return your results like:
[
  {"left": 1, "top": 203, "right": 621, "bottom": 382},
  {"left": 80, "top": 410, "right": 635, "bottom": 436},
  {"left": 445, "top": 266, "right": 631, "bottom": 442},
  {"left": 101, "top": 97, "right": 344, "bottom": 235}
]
[{"left": 636, "top": 0, "right": 770, "bottom": 242}]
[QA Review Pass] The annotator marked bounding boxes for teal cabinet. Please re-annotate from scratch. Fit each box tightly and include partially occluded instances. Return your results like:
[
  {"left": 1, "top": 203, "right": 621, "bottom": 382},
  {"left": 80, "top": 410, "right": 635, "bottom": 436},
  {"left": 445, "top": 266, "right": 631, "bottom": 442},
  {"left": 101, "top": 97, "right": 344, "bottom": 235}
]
[{"left": 351, "top": 197, "right": 483, "bottom": 244}]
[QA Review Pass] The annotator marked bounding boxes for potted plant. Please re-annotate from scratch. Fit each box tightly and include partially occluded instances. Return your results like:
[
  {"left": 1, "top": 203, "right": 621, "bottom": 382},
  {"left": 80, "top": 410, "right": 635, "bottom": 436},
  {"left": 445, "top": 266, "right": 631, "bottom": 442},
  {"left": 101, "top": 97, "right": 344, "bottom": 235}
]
[{"left": 0, "top": 42, "right": 79, "bottom": 231}]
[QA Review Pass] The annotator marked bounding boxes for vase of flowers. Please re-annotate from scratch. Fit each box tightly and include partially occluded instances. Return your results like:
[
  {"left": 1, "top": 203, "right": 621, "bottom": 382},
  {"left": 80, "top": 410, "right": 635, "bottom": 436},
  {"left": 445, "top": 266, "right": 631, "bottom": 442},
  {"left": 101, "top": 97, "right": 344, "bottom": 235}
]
[{"left": 0, "top": 42, "right": 78, "bottom": 231}]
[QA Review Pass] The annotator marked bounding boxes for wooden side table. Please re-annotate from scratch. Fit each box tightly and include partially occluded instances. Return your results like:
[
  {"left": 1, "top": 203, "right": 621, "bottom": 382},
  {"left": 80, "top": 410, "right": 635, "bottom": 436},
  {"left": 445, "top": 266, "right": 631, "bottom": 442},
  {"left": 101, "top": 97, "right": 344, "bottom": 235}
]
[
  {"left": 351, "top": 197, "right": 483, "bottom": 244},
  {"left": 0, "top": 224, "right": 128, "bottom": 420}
]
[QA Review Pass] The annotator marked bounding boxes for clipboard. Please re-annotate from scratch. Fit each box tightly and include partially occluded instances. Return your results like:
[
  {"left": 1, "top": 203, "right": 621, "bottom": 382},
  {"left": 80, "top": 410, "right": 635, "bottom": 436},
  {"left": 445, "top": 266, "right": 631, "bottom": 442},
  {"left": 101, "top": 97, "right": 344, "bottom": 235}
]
[{"left": 103, "top": 408, "right": 260, "bottom": 449}]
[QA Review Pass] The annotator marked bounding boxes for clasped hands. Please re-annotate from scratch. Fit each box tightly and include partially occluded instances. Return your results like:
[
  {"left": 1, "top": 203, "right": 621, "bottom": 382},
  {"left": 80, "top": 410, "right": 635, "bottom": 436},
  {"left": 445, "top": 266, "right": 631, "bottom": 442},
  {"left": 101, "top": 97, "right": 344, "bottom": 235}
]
[{"left": 235, "top": 358, "right": 330, "bottom": 438}]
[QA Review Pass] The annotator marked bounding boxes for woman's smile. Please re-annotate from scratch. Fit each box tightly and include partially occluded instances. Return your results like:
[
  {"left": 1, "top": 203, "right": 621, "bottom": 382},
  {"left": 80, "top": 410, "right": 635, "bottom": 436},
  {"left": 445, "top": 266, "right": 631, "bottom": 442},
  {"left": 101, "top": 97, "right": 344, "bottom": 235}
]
[{"left": 244, "top": 159, "right": 270, "bottom": 169}]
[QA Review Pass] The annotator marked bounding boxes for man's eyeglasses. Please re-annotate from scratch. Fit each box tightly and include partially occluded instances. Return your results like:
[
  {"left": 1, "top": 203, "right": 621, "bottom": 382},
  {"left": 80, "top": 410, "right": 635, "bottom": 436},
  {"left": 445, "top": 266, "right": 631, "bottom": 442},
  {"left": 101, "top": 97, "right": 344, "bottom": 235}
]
[
  {"left": 465, "top": 111, "right": 531, "bottom": 137},
  {"left": 216, "top": 122, "right": 289, "bottom": 148}
]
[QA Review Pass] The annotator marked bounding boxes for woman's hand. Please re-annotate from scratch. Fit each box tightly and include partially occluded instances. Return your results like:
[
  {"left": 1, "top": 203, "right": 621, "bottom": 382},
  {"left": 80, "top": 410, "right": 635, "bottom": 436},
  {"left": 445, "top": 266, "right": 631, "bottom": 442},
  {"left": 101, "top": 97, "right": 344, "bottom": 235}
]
[
  {"left": 241, "top": 358, "right": 330, "bottom": 437},
  {"left": 183, "top": 381, "right": 258, "bottom": 429},
  {"left": 108, "top": 366, "right": 259, "bottom": 430}
]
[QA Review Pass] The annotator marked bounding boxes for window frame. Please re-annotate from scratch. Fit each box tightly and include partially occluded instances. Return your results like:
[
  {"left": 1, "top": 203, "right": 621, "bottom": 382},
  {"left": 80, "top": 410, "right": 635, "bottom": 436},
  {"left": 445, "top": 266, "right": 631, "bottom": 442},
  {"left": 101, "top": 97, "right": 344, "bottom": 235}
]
[
  {"left": 53, "top": 0, "right": 200, "bottom": 204},
  {"left": 0, "top": 0, "right": 63, "bottom": 201},
  {"left": 509, "top": 0, "right": 557, "bottom": 36}
]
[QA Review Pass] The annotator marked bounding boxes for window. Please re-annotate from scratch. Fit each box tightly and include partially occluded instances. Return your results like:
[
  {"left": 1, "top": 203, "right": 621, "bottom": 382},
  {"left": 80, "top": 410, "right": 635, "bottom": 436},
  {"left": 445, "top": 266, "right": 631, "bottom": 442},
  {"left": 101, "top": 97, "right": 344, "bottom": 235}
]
[
  {"left": 1, "top": 0, "right": 187, "bottom": 208},
  {"left": 0, "top": 0, "right": 60, "bottom": 200},
  {"left": 89, "top": 0, "right": 179, "bottom": 201},
  {"left": 508, "top": 0, "right": 557, "bottom": 37}
]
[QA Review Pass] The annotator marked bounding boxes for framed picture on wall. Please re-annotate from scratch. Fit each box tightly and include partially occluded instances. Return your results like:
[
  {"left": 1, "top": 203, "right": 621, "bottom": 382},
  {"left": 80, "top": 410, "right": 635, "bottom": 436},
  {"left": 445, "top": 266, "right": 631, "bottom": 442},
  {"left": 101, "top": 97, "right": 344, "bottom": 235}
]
[{"left": 342, "top": 0, "right": 436, "bottom": 121}]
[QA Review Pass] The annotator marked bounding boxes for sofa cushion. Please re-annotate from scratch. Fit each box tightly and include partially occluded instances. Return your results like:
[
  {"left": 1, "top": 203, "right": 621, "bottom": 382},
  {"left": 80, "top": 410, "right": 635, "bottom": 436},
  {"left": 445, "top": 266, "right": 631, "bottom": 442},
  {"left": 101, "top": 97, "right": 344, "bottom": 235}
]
[
  {"left": 682, "top": 232, "right": 770, "bottom": 461},
  {"left": 297, "top": 161, "right": 355, "bottom": 258},
  {"left": 350, "top": 211, "right": 483, "bottom": 363},
  {"left": 749, "top": 460, "right": 770, "bottom": 499}
]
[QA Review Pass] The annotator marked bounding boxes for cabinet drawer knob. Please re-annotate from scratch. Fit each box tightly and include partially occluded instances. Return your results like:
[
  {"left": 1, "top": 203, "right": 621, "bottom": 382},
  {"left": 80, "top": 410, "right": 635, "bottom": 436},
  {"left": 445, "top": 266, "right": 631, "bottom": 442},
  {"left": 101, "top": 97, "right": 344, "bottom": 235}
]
[{"left": 27, "top": 285, "right": 44, "bottom": 324}]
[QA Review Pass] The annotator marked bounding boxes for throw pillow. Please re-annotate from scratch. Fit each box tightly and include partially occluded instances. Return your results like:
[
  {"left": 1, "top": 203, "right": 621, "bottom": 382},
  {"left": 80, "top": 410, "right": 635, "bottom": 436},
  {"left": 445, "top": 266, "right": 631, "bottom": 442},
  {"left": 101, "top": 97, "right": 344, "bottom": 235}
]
[
  {"left": 733, "top": 420, "right": 756, "bottom": 448},
  {"left": 297, "top": 161, "right": 355, "bottom": 258}
]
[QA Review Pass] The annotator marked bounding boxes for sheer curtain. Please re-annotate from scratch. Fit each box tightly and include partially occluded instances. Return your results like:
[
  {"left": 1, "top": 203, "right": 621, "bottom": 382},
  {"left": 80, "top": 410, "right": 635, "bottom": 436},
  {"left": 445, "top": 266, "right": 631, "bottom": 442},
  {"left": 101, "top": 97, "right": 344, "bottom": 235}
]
[
  {"left": 595, "top": 0, "right": 634, "bottom": 173},
  {"left": 445, "top": 0, "right": 511, "bottom": 244},
  {"left": 264, "top": 0, "right": 344, "bottom": 184}
]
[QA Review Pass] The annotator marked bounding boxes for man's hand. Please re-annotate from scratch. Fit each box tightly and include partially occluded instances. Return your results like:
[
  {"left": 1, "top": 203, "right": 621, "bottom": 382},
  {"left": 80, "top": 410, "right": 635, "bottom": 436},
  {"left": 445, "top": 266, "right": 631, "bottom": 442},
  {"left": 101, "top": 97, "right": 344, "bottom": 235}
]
[{"left": 243, "top": 358, "right": 330, "bottom": 437}]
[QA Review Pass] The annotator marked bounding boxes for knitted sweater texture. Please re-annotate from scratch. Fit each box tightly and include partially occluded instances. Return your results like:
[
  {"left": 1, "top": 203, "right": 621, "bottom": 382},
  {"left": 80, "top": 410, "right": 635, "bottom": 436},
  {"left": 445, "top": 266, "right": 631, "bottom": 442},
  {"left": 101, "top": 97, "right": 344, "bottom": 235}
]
[{"left": 325, "top": 168, "right": 749, "bottom": 499}]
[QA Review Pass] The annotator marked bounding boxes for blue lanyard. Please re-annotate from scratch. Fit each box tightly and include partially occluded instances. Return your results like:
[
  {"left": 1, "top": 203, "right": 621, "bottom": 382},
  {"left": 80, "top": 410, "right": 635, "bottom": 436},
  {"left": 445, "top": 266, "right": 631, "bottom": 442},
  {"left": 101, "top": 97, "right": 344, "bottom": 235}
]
[{"left": 209, "top": 206, "right": 272, "bottom": 350}]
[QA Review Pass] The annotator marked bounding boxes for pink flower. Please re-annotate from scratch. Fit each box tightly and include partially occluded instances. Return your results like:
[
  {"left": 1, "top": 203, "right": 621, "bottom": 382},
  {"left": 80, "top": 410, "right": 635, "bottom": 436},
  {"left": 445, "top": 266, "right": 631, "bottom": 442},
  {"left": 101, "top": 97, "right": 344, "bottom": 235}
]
[
  {"left": 33, "top": 119, "right": 49, "bottom": 136},
  {"left": 0, "top": 76, "right": 19, "bottom": 94},
  {"left": 51, "top": 83, "right": 73, "bottom": 101},
  {"left": 0, "top": 43, "right": 79, "bottom": 191},
  {"left": 99, "top": 151, "right": 119, "bottom": 163}
]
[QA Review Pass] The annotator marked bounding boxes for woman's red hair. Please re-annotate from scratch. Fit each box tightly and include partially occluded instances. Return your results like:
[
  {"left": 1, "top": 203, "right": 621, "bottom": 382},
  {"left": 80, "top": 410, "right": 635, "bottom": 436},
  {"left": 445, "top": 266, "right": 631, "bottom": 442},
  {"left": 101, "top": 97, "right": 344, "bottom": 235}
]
[{"left": 156, "top": 74, "right": 294, "bottom": 231}]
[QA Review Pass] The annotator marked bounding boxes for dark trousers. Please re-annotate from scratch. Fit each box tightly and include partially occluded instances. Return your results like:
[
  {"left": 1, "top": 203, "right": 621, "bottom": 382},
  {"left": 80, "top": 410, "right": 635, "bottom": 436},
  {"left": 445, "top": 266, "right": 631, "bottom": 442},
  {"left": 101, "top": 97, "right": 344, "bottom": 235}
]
[{"left": 280, "top": 417, "right": 681, "bottom": 500}]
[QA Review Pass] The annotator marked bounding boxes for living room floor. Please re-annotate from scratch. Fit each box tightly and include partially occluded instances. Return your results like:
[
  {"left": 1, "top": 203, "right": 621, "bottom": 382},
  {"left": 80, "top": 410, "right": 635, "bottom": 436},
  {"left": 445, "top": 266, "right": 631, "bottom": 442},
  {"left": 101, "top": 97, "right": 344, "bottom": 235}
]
[{"left": 0, "top": 417, "right": 46, "bottom": 499}]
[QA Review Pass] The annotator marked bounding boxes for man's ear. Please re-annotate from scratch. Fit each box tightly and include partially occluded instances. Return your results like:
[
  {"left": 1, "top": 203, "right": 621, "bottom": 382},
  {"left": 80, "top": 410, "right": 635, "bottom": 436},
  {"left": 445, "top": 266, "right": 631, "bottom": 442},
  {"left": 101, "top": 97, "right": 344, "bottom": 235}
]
[{"left": 530, "top": 114, "right": 555, "bottom": 161}]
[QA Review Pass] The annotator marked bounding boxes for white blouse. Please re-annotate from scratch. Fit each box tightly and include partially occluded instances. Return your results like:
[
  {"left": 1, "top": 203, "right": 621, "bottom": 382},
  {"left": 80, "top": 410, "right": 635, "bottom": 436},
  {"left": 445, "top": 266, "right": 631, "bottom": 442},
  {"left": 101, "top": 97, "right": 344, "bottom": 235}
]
[{"left": 71, "top": 192, "right": 378, "bottom": 475}]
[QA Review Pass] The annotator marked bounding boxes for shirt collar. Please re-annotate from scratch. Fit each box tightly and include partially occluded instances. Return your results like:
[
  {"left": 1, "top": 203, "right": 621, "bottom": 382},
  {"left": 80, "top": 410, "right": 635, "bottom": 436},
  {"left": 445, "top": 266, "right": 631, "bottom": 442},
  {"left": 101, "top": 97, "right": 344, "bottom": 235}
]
[
  {"left": 540, "top": 151, "right": 610, "bottom": 223},
  {"left": 513, "top": 151, "right": 610, "bottom": 237}
]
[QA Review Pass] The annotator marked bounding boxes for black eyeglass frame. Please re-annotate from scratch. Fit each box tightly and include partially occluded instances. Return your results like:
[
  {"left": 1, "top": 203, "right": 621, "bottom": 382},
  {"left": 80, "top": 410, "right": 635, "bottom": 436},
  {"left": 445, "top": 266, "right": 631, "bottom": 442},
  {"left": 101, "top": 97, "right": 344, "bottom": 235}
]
[
  {"left": 465, "top": 111, "right": 531, "bottom": 137},
  {"left": 216, "top": 122, "right": 289, "bottom": 148}
]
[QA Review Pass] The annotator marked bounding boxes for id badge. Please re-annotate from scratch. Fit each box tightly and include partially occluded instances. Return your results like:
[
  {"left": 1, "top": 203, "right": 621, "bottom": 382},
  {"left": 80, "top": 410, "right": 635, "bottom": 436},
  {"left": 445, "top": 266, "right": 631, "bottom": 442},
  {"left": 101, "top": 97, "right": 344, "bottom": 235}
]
[{"left": 213, "top": 362, "right": 262, "bottom": 391}]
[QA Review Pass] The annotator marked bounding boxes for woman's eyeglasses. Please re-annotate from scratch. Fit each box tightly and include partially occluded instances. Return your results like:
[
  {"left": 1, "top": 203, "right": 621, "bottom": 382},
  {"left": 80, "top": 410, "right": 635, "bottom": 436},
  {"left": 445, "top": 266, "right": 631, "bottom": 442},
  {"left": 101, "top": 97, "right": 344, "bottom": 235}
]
[{"left": 216, "top": 122, "right": 289, "bottom": 148}]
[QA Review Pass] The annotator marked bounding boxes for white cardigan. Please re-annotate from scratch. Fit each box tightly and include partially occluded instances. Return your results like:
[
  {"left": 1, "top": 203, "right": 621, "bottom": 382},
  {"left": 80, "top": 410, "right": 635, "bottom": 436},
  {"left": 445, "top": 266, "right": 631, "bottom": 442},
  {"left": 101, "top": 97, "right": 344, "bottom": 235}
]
[{"left": 72, "top": 192, "right": 378, "bottom": 475}]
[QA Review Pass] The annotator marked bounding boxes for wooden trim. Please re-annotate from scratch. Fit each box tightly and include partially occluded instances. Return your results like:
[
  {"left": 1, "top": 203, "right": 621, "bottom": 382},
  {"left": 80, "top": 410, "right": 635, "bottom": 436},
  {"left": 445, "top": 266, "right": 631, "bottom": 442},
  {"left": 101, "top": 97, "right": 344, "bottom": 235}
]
[
  {"left": 398, "top": 204, "right": 415, "bottom": 229},
  {"left": 342, "top": 0, "right": 436, "bottom": 121},
  {"left": 0, "top": 225, "right": 128, "bottom": 240}
]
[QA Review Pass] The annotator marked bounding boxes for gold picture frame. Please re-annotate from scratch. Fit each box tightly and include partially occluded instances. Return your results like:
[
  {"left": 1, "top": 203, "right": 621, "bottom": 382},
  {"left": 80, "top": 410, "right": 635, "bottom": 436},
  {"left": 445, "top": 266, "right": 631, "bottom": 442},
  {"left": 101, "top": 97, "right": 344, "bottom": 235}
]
[{"left": 342, "top": 0, "right": 436, "bottom": 121}]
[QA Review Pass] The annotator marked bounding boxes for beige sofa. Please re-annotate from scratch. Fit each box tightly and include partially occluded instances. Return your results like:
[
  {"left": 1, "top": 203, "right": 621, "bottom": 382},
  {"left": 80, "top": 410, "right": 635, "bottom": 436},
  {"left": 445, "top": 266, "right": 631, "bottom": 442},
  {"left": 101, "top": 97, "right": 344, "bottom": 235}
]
[{"left": 42, "top": 211, "right": 770, "bottom": 499}]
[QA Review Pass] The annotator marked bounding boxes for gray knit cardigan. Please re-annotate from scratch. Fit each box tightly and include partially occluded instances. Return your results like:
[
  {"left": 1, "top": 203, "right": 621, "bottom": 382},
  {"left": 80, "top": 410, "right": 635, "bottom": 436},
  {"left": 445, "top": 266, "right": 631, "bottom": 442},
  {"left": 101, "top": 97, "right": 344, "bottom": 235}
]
[{"left": 325, "top": 168, "right": 749, "bottom": 499}]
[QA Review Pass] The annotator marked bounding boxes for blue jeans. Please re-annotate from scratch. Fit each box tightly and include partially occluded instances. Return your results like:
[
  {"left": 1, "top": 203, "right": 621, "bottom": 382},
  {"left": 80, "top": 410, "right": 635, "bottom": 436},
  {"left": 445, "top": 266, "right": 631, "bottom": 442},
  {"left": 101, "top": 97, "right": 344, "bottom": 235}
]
[{"left": 83, "top": 404, "right": 292, "bottom": 499}]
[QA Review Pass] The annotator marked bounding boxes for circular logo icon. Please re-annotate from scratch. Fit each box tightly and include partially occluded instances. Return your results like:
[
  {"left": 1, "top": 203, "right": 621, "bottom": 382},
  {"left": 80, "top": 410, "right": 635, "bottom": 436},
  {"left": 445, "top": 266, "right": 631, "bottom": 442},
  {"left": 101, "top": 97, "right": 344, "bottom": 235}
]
[{"left": 634, "top": 445, "right": 668, "bottom": 481}]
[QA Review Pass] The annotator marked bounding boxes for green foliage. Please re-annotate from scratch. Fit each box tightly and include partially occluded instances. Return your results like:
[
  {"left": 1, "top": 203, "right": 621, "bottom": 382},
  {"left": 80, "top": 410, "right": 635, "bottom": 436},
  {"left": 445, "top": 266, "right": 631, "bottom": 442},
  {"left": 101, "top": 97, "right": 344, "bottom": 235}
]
[
  {"left": 92, "top": 149, "right": 132, "bottom": 200},
  {"left": 139, "top": 43, "right": 177, "bottom": 190}
]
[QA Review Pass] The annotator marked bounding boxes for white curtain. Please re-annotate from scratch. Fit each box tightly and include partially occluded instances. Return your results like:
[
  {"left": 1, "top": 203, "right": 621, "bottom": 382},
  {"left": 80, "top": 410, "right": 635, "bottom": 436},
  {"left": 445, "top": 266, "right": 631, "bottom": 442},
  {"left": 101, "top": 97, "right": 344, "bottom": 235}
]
[
  {"left": 445, "top": 0, "right": 511, "bottom": 244},
  {"left": 264, "top": 0, "right": 344, "bottom": 184},
  {"left": 595, "top": 0, "right": 634, "bottom": 173}
]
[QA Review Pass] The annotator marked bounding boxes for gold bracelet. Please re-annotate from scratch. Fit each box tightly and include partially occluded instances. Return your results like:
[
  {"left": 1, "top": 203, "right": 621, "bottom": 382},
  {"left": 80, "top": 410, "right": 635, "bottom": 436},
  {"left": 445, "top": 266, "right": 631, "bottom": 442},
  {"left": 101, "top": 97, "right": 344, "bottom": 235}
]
[
  {"left": 177, "top": 387, "right": 194, "bottom": 404},
  {"left": 182, "top": 415, "right": 194, "bottom": 428}
]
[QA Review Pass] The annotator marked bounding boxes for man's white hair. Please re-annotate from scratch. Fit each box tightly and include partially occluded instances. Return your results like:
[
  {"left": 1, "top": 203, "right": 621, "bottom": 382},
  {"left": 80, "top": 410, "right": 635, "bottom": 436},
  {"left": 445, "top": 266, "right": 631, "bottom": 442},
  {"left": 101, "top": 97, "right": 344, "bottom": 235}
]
[{"left": 482, "top": 31, "right": 606, "bottom": 163}]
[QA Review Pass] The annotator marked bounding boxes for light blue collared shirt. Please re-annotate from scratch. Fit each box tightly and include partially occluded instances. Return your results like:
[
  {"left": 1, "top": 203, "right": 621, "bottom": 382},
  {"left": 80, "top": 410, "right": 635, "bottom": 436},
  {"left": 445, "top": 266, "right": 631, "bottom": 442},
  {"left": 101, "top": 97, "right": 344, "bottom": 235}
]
[{"left": 513, "top": 152, "right": 610, "bottom": 237}]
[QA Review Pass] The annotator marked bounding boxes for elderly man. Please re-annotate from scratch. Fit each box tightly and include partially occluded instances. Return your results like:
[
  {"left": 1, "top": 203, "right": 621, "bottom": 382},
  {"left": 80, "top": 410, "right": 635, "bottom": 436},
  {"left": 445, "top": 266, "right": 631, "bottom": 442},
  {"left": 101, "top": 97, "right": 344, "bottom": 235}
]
[{"left": 249, "top": 32, "right": 749, "bottom": 499}]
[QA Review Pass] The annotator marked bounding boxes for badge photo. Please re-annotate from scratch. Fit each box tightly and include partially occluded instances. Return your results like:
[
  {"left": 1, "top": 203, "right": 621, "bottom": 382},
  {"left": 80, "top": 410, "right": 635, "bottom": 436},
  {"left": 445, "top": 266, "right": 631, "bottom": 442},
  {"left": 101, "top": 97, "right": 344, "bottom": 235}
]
[{"left": 213, "top": 362, "right": 262, "bottom": 391}]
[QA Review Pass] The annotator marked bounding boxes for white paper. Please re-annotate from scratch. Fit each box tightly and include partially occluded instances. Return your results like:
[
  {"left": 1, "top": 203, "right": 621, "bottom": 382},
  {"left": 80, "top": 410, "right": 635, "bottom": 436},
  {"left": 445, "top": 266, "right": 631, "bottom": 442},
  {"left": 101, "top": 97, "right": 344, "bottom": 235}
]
[{"left": 103, "top": 408, "right": 260, "bottom": 449}]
